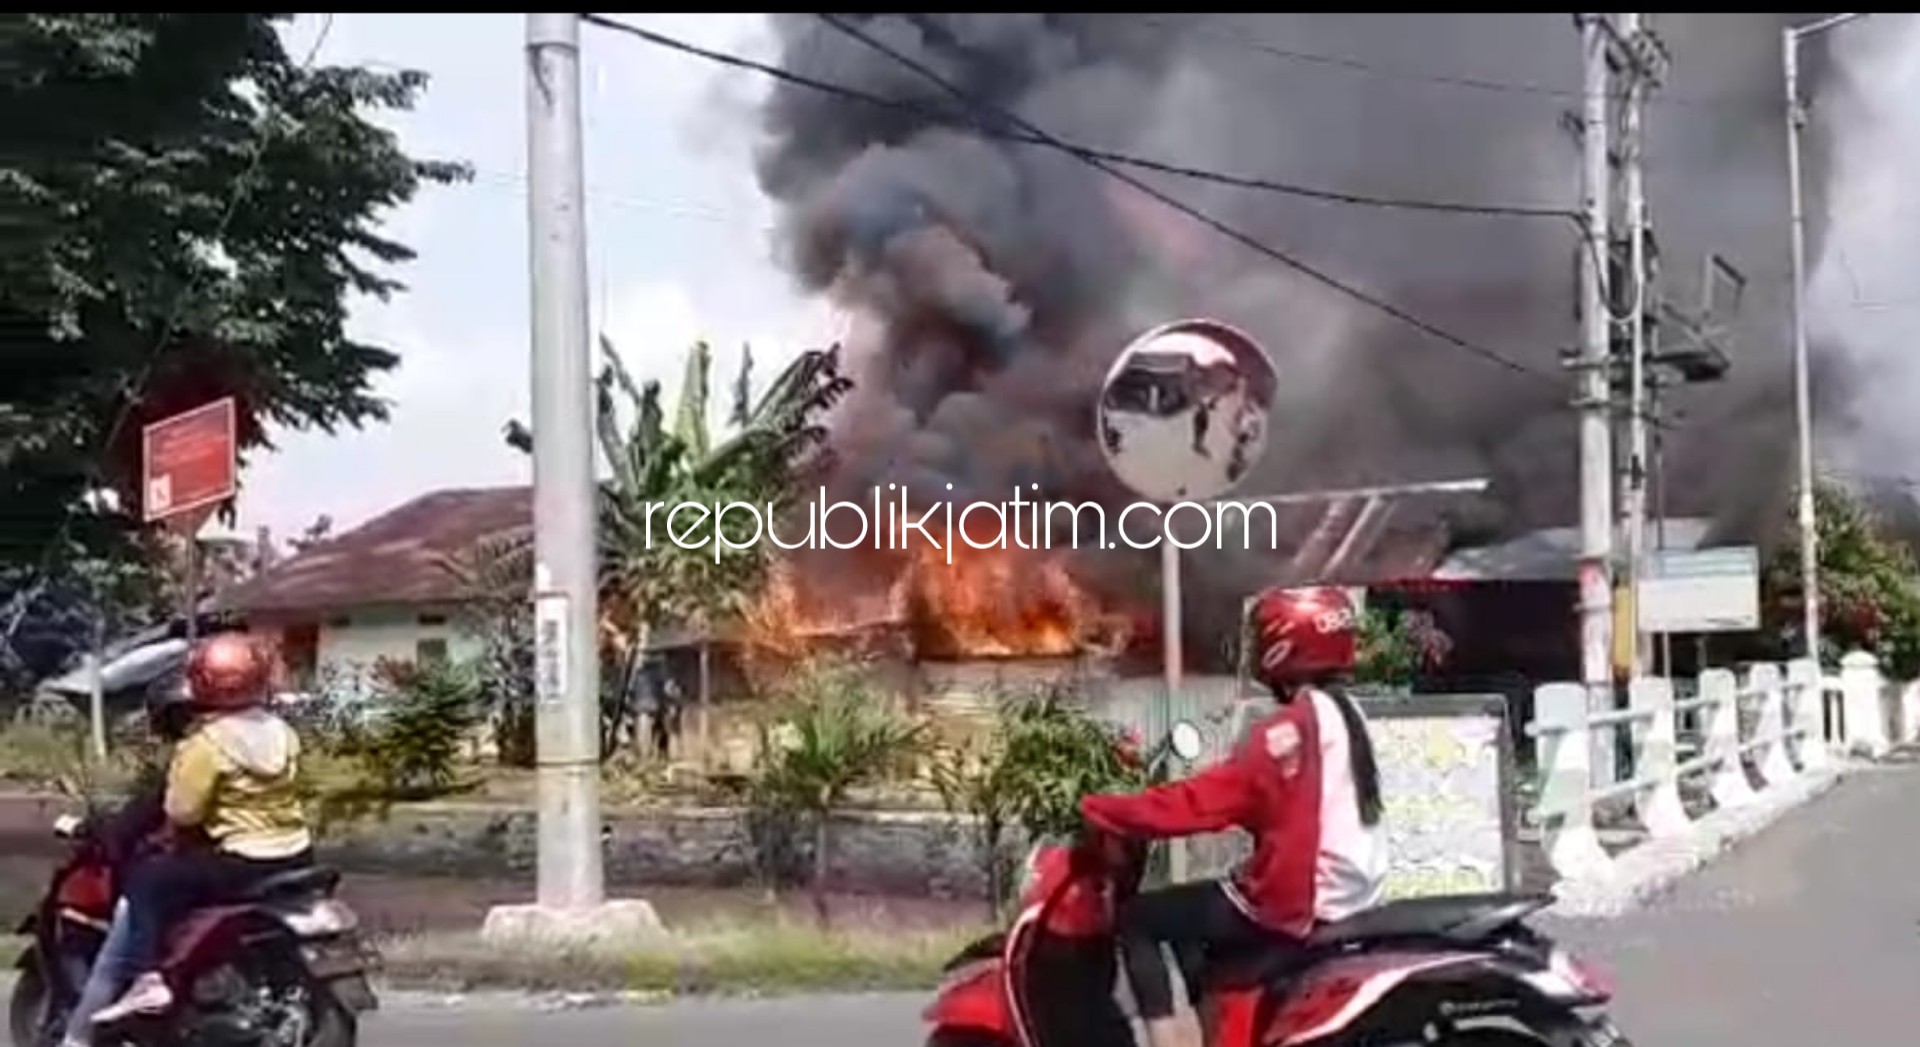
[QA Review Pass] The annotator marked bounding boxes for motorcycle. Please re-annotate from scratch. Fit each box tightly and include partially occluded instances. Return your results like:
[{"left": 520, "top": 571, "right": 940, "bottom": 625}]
[
  {"left": 9, "top": 810, "right": 379, "bottom": 1047},
  {"left": 922, "top": 720, "right": 1630, "bottom": 1047}
]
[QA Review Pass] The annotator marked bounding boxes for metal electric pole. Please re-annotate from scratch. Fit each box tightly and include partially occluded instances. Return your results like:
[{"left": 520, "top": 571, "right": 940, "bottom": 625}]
[
  {"left": 524, "top": 11, "right": 604, "bottom": 911},
  {"left": 1574, "top": 14, "right": 1616, "bottom": 714},
  {"left": 1784, "top": 14, "right": 1866, "bottom": 666},
  {"left": 1784, "top": 22, "right": 1820, "bottom": 667}
]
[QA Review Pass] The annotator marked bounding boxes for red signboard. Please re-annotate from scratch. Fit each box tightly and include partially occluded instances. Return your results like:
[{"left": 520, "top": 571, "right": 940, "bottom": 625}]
[{"left": 142, "top": 397, "right": 237, "bottom": 526}]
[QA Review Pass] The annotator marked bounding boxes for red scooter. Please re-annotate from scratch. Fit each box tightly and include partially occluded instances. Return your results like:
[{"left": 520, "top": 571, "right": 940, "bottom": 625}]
[
  {"left": 8, "top": 810, "right": 379, "bottom": 1047},
  {"left": 922, "top": 721, "right": 1630, "bottom": 1047}
]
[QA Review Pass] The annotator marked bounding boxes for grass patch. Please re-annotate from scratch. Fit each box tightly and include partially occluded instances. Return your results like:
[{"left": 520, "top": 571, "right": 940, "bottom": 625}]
[{"left": 375, "top": 916, "right": 982, "bottom": 997}]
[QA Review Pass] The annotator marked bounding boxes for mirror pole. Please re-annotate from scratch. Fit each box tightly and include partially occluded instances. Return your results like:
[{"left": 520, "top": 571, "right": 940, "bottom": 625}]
[{"left": 1160, "top": 533, "right": 1188, "bottom": 882}]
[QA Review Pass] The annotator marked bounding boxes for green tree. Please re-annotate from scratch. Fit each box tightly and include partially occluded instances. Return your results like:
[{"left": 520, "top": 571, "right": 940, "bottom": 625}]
[
  {"left": 1763, "top": 481, "right": 1920, "bottom": 677},
  {"left": 749, "top": 659, "right": 926, "bottom": 925},
  {"left": 928, "top": 728, "right": 1021, "bottom": 920},
  {"left": 1353, "top": 605, "right": 1450, "bottom": 691},
  {"left": 501, "top": 338, "right": 849, "bottom": 648},
  {"left": 466, "top": 338, "right": 849, "bottom": 757},
  {"left": 994, "top": 692, "right": 1147, "bottom": 841},
  {"left": 931, "top": 690, "right": 1149, "bottom": 918},
  {"left": 1354, "top": 607, "right": 1418, "bottom": 689},
  {"left": 1, "top": 13, "right": 467, "bottom": 577},
  {"left": 440, "top": 534, "right": 537, "bottom": 766}
]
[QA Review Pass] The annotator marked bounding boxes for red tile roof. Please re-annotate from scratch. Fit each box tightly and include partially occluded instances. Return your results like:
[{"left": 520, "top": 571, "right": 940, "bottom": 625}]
[{"left": 224, "top": 486, "right": 530, "bottom": 615}]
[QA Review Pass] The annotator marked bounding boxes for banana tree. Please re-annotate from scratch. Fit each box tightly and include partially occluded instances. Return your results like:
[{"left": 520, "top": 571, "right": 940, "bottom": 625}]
[{"left": 468, "top": 337, "right": 852, "bottom": 755}]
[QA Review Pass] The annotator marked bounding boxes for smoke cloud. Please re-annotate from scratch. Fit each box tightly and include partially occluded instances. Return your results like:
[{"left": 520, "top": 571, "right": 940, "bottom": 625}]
[
  {"left": 747, "top": 14, "right": 1893, "bottom": 629},
  {"left": 1806, "top": 16, "right": 1920, "bottom": 485}
]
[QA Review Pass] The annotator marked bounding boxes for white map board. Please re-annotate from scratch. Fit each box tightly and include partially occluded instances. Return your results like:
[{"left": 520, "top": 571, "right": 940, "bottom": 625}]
[{"left": 1182, "top": 694, "right": 1516, "bottom": 897}]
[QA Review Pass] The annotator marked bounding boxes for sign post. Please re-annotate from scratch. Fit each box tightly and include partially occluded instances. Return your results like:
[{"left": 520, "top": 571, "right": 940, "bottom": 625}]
[{"left": 142, "top": 397, "right": 239, "bottom": 643}]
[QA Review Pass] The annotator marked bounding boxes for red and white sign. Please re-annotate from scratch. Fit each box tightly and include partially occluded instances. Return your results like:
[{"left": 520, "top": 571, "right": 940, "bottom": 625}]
[{"left": 142, "top": 397, "right": 237, "bottom": 527}]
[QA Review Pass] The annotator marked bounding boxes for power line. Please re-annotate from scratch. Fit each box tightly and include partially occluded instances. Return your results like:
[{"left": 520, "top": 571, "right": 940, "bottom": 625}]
[
  {"left": 1149, "top": 15, "right": 1764, "bottom": 112},
  {"left": 3, "top": 14, "right": 339, "bottom": 644},
  {"left": 797, "top": 11, "right": 1559, "bottom": 384},
  {"left": 577, "top": 14, "right": 1574, "bottom": 221}
]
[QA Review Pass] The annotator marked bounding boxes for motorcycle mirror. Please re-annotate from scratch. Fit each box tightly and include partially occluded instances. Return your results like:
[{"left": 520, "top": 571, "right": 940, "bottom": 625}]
[
  {"left": 52, "top": 813, "right": 82, "bottom": 839},
  {"left": 1169, "top": 720, "right": 1204, "bottom": 762}
]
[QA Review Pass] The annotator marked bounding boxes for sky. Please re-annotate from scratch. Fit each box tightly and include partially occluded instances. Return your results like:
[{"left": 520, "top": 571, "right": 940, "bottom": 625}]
[
  {"left": 230, "top": 13, "right": 832, "bottom": 543},
  {"left": 218, "top": 14, "right": 1920, "bottom": 544}
]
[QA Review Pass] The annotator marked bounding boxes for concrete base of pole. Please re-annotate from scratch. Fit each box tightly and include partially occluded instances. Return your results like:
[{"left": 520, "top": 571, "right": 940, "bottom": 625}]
[{"left": 479, "top": 899, "right": 667, "bottom": 945}]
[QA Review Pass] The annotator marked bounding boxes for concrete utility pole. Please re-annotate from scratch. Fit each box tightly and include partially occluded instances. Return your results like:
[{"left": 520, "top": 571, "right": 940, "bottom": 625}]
[
  {"left": 1575, "top": 14, "right": 1616, "bottom": 715},
  {"left": 1596, "top": 16, "right": 1733, "bottom": 680},
  {"left": 523, "top": 11, "right": 603, "bottom": 912},
  {"left": 1618, "top": 12, "right": 1650, "bottom": 677},
  {"left": 1785, "top": 14, "right": 1866, "bottom": 666},
  {"left": 482, "top": 13, "right": 665, "bottom": 944}
]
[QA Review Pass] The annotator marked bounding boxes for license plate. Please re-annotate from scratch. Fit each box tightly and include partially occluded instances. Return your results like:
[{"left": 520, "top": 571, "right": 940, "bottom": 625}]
[{"left": 301, "top": 940, "right": 370, "bottom": 979}]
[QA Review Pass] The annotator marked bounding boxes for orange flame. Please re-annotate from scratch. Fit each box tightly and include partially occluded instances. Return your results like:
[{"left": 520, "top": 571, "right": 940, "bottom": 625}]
[
  {"left": 742, "top": 543, "right": 1130, "bottom": 663},
  {"left": 907, "top": 543, "right": 1124, "bottom": 659}
]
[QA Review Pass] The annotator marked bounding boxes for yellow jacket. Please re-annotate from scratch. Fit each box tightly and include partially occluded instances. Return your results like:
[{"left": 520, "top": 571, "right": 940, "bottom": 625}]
[{"left": 166, "top": 709, "right": 312, "bottom": 860}]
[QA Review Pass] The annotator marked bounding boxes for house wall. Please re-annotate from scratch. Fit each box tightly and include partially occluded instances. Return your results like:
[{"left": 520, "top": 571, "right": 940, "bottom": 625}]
[{"left": 305, "top": 603, "right": 484, "bottom": 694}]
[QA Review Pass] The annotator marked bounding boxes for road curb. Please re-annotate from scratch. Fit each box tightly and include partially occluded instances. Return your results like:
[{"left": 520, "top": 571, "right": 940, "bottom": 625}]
[{"left": 1546, "top": 765, "right": 1848, "bottom": 918}]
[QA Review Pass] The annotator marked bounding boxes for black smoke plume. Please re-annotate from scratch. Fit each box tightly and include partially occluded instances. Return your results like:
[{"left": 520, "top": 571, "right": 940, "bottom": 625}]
[{"left": 750, "top": 13, "right": 1866, "bottom": 645}]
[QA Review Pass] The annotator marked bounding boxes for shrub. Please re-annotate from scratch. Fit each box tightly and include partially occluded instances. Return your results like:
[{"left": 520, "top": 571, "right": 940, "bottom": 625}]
[
  {"left": 0, "top": 715, "right": 147, "bottom": 805},
  {"left": 1354, "top": 606, "right": 1451, "bottom": 690},
  {"left": 929, "top": 691, "right": 1152, "bottom": 907},
  {"left": 747, "top": 658, "right": 928, "bottom": 924},
  {"left": 928, "top": 728, "right": 1021, "bottom": 919},
  {"left": 336, "top": 657, "right": 483, "bottom": 800},
  {"left": 996, "top": 690, "right": 1146, "bottom": 842}
]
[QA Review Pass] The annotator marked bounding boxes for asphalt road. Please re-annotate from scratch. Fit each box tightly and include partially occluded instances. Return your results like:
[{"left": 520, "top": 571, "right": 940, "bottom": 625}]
[{"left": 9, "top": 760, "right": 1919, "bottom": 1045}]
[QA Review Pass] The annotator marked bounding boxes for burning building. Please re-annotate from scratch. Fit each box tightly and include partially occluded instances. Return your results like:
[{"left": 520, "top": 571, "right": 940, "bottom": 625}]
[{"left": 723, "top": 13, "right": 1870, "bottom": 683}]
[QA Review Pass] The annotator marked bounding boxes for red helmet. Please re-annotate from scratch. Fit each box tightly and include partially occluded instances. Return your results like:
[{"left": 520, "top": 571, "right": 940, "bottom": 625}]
[
  {"left": 185, "top": 633, "right": 272, "bottom": 713},
  {"left": 1250, "top": 586, "right": 1357, "bottom": 687}
]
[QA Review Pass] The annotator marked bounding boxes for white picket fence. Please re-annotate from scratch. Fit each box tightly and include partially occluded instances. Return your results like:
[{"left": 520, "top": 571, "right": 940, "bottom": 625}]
[{"left": 1530, "top": 649, "right": 1898, "bottom": 885}]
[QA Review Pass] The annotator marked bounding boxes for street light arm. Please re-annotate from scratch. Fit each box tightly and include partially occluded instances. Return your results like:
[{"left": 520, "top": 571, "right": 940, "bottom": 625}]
[{"left": 1790, "top": 12, "right": 1866, "bottom": 41}]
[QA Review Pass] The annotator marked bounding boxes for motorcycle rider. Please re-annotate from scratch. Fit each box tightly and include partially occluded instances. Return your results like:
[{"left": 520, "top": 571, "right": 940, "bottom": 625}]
[
  {"left": 90, "top": 633, "right": 315, "bottom": 1025},
  {"left": 56, "top": 683, "right": 196, "bottom": 1047},
  {"left": 1078, "top": 586, "right": 1387, "bottom": 1047}
]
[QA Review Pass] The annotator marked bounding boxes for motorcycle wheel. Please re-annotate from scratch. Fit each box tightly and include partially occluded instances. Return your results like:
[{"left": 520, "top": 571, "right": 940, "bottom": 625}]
[
  {"left": 194, "top": 957, "right": 359, "bottom": 1047},
  {"left": 8, "top": 958, "right": 52, "bottom": 1047},
  {"left": 304, "top": 996, "right": 357, "bottom": 1047}
]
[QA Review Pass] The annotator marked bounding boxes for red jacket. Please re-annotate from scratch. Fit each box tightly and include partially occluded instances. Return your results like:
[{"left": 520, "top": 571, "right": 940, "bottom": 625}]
[{"left": 1080, "top": 701, "right": 1324, "bottom": 936}]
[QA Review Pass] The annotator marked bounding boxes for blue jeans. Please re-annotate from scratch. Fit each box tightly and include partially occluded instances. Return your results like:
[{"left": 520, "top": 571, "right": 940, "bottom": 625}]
[
  {"left": 118, "top": 848, "right": 313, "bottom": 974},
  {"left": 62, "top": 899, "right": 133, "bottom": 1044}
]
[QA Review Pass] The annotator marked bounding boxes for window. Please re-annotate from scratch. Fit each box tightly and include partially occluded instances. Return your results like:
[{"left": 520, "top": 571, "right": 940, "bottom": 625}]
[{"left": 415, "top": 638, "right": 449, "bottom": 665}]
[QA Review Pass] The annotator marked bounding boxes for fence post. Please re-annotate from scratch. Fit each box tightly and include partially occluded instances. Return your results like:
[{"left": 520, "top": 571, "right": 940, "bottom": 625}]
[
  {"left": 1900, "top": 679, "right": 1920, "bottom": 746},
  {"left": 1839, "top": 650, "right": 1888, "bottom": 758},
  {"left": 1533, "top": 682, "right": 1611, "bottom": 881},
  {"left": 1746, "top": 663, "right": 1796, "bottom": 788},
  {"left": 1785, "top": 658, "right": 1829, "bottom": 773},
  {"left": 1698, "top": 669, "right": 1752, "bottom": 809},
  {"left": 1628, "top": 677, "right": 1689, "bottom": 838}
]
